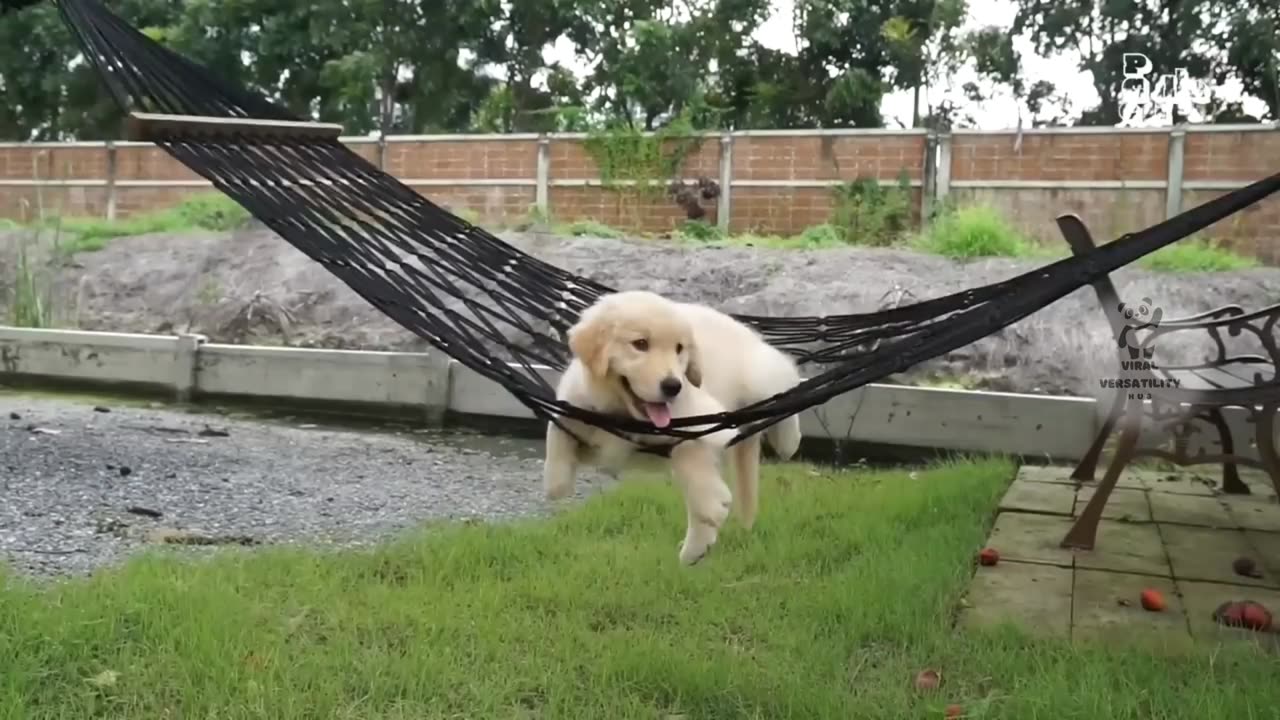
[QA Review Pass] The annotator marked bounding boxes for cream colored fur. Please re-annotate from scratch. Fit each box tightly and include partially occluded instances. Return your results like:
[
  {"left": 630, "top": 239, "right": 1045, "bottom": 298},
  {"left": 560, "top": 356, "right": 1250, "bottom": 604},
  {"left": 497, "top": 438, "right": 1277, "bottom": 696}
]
[{"left": 543, "top": 290, "right": 803, "bottom": 565}]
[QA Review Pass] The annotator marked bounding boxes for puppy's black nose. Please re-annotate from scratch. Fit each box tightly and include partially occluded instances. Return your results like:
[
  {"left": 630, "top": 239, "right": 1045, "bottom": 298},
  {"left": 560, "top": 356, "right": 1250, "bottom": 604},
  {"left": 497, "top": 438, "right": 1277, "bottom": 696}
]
[{"left": 660, "top": 377, "right": 683, "bottom": 398}]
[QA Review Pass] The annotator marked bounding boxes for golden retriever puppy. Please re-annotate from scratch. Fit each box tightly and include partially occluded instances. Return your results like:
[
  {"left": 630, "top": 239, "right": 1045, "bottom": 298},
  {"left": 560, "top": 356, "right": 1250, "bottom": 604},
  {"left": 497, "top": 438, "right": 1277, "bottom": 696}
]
[{"left": 543, "top": 290, "right": 803, "bottom": 565}]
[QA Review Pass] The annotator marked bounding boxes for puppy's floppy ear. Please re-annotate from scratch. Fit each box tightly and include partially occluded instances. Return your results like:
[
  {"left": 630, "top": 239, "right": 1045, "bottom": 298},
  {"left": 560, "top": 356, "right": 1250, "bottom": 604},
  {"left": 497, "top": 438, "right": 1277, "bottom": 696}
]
[
  {"left": 568, "top": 304, "right": 614, "bottom": 378},
  {"left": 684, "top": 339, "right": 703, "bottom": 388}
]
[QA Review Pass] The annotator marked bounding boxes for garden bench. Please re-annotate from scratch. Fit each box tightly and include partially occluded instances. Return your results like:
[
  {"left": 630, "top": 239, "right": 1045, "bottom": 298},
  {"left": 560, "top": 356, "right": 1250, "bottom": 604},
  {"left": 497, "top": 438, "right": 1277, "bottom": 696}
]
[{"left": 1055, "top": 213, "right": 1280, "bottom": 550}]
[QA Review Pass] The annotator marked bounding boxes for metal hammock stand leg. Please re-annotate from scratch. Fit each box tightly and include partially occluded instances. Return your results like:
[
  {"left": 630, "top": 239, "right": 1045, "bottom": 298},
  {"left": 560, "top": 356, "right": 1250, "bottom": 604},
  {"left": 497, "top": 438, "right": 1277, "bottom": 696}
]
[{"left": 15, "top": 0, "right": 1280, "bottom": 449}]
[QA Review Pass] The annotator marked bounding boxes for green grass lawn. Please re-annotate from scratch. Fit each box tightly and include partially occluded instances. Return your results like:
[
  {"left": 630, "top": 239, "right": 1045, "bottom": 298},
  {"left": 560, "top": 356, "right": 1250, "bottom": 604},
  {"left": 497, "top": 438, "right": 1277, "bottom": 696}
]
[{"left": 2, "top": 457, "right": 1278, "bottom": 718}]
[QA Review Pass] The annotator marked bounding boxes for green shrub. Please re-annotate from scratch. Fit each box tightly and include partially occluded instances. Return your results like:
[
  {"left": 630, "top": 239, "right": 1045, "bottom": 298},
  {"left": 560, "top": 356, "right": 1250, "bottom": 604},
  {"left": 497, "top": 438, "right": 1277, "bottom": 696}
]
[
  {"left": 829, "top": 172, "right": 914, "bottom": 246},
  {"left": 1139, "top": 236, "right": 1259, "bottom": 272},
  {"left": 9, "top": 241, "right": 52, "bottom": 327},
  {"left": 723, "top": 225, "right": 846, "bottom": 250},
  {"left": 913, "top": 204, "right": 1034, "bottom": 259},
  {"left": 59, "top": 214, "right": 175, "bottom": 252},
  {"left": 55, "top": 193, "right": 251, "bottom": 254},
  {"left": 452, "top": 207, "right": 481, "bottom": 225},
  {"left": 794, "top": 223, "right": 844, "bottom": 248},
  {"left": 678, "top": 219, "right": 724, "bottom": 242},
  {"left": 171, "top": 193, "right": 251, "bottom": 231},
  {"left": 6, "top": 224, "right": 64, "bottom": 328},
  {"left": 560, "top": 220, "right": 623, "bottom": 239}
]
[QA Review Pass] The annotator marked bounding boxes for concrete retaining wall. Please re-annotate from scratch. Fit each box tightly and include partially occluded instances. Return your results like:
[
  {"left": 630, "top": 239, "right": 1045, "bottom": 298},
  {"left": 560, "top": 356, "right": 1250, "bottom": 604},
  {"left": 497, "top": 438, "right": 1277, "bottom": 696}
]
[{"left": 1, "top": 326, "right": 1261, "bottom": 464}]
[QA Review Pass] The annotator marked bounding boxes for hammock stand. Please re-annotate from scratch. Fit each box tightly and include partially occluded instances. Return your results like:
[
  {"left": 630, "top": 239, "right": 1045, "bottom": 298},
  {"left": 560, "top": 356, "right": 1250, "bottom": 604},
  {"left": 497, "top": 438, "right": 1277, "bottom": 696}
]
[{"left": 12, "top": 0, "right": 1280, "bottom": 451}]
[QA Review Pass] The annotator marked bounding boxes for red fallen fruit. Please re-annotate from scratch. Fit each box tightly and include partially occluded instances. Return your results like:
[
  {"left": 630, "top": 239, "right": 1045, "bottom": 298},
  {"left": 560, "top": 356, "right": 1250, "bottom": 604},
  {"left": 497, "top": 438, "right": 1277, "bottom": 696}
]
[
  {"left": 977, "top": 548, "right": 1000, "bottom": 567},
  {"left": 1140, "top": 588, "right": 1166, "bottom": 612},
  {"left": 945, "top": 704, "right": 964, "bottom": 718},
  {"left": 1213, "top": 601, "right": 1245, "bottom": 627},
  {"left": 1241, "top": 602, "right": 1273, "bottom": 631},
  {"left": 1217, "top": 600, "right": 1275, "bottom": 631},
  {"left": 914, "top": 669, "right": 941, "bottom": 692}
]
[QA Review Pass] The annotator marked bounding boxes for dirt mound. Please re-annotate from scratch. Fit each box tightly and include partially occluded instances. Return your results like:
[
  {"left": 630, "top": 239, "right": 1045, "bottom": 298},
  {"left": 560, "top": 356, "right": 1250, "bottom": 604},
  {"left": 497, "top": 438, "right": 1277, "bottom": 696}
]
[{"left": 8, "top": 223, "right": 1280, "bottom": 399}]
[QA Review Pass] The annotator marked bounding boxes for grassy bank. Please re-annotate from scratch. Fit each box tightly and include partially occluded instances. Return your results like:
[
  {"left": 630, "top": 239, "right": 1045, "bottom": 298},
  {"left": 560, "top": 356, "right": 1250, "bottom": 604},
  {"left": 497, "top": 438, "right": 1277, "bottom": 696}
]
[
  {"left": 2, "top": 194, "right": 252, "bottom": 327},
  {"left": 662, "top": 205, "right": 1256, "bottom": 273},
  {"left": 3, "top": 183, "right": 1258, "bottom": 273},
  {"left": 48, "top": 193, "right": 251, "bottom": 254},
  {"left": 2, "top": 457, "right": 1277, "bottom": 718}
]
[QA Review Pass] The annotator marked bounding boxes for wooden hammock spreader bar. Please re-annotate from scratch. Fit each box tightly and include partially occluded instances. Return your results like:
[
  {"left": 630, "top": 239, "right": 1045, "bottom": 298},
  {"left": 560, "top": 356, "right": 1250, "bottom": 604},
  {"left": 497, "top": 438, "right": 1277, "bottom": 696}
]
[{"left": 124, "top": 112, "right": 345, "bottom": 142}]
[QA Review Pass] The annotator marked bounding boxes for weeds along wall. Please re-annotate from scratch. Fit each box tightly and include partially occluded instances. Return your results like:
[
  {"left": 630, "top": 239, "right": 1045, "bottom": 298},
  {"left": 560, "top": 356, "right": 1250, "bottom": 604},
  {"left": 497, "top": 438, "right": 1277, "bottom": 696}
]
[{"left": 1, "top": 125, "right": 1280, "bottom": 261}]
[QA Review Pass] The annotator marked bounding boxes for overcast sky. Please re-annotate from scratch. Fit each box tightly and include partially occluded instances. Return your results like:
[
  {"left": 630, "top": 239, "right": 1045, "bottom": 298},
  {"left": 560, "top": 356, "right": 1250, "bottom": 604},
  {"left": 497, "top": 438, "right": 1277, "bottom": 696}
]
[{"left": 547, "top": 0, "right": 1268, "bottom": 129}]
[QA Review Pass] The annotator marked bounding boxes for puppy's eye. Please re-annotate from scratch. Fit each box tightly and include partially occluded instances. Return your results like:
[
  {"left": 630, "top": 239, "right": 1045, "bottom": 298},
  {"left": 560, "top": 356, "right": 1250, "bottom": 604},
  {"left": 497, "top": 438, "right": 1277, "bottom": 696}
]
[
  {"left": 676, "top": 343, "right": 684, "bottom": 353},
  {"left": 632, "top": 339, "right": 649, "bottom": 351}
]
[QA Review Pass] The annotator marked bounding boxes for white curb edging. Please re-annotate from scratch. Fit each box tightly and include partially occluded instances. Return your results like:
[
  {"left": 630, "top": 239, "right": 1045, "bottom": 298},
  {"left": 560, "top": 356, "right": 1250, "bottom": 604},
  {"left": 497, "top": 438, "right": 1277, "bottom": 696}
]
[
  {"left": 0, "top": 326, "right": 1110, "bottom": 461},
  {"left": 14, "top": 325, "right": 1266, "bottom": 466},
  {"left": 2, "top": 326, "right": 1266, "bottom": 463}
]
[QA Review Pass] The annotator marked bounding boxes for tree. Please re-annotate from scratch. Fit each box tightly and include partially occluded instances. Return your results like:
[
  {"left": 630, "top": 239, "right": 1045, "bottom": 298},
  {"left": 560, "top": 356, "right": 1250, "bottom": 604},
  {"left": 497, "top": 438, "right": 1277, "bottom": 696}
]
[
  {"left": 1009, "top": 0, "right": 1220, "bottom": 125},
  {"left": 957, "top": 25, "right": 1071, "bottom": 128},
  {"left": 1215, "top": 2, "right": 1279, "bottom": 121},
  {"left": 0, "top": 3, "right": 70, "bottom": 140},
  {"left": 766, "top": 0, "right": 973, "bottom": 128},
  {"left": 462, "top": 0, "right": 587, "bottom": 133},
  {"left": 0, "top": 0, "right": 188, "bottom": 141},
  {"left": 879, "top": 0, "right": 968, "bottom": 127}
]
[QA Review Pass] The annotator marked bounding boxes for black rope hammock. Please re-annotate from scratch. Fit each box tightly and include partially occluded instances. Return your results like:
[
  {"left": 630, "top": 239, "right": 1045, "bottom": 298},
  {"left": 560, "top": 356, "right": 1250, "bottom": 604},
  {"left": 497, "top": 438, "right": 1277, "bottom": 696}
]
[{"left": 14, "top": 0, "right": 1280, "bottom": 449}]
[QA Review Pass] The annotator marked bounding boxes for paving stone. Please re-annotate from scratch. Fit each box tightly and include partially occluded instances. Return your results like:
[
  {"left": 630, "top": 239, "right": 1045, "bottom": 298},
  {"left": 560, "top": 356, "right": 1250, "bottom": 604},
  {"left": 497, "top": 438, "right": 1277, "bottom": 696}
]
[
  {"left": 1142, "top": 470, "right": 1219, "bottom": 496},
  {"left": 999, "top": 479, "right": 1075, "bottom": 516},
  {"left": 1162, "top": 525, "right": 1280, "bottom": 588},
  {"left": 1073, "top": 520, "right": 1171, "bottom": 577},
  {"left": 1243, "top": 474, "right": 1279, "bottom": 500},
  {"left": 987, "top": 512, "right": 1075, "bottom": 567},
  {"left": 958, "top": 561, "right": 1071, "bottom": 639},
  {"left": 1244, "top": 530, "right": 1280, "bottom": 580},
  {"left": 1148, "top": 492, "right": 1234, "bottom": 528},
  {"left": 1177, "top": 580, "right": 1280, "bottom": 654},
  {"left": 1225, "top": 494, "right": 1280, "bottom": 533},
  {"left": 1046, "top": 465, "right": 1148, "bottom": 490},
  {"left": 1074, "top": 487, "right": 1151, "bottom": 523},
  {"left": 968, "top": 466, "right": 1280, "bottom": 650},
  {"left": 1071, "top": 569, "right": 1192, "bottom": 652},
  {"left": 1015, "top": 465, "right": 1079, "bottom": 486}
]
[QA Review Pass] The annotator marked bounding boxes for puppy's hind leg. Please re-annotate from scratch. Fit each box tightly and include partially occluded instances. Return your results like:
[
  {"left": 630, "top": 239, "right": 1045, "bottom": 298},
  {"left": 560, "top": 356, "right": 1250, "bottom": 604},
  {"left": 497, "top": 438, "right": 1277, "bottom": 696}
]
[
  {"left": 671, "top": 440, "right": 732, "bottom": 566},
  {"left": 765, "top": 414, "right": 802, "bottom": 461},
  {"left": 731, "top": 433, "right": 761, "bottom": 530},
  {"left": 543, "top": 422, "right": 580, "bottom": 500}
]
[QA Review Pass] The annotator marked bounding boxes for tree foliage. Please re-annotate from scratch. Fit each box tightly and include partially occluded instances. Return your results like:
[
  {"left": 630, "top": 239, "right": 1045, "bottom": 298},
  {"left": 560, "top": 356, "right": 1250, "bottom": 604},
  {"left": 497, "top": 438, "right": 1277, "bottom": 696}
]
[
  {"left": 0, "top": 0, "right": 1277, "bottom": 141},
  {"left": 1009, "top": 0, "right": 1276, "bottom": 124}
]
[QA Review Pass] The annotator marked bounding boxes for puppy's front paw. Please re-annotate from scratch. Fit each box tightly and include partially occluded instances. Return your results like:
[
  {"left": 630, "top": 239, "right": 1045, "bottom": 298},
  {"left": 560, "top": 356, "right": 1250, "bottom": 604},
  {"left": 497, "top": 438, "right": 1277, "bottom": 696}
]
[
  {"left": 693, "top": 486, "right": 732, "bottom": 528},
  {"left": 544, "top": 480, "right": 572, "bottom": 500},
  {"left": 678, "top": 537, "right": 712, "bottom": 566},
  {"left": 542, "top": 470, "right": 574, "bottom": 500},
  {"left": 678, "top": 523, "right": 719, "bottom": 566}
]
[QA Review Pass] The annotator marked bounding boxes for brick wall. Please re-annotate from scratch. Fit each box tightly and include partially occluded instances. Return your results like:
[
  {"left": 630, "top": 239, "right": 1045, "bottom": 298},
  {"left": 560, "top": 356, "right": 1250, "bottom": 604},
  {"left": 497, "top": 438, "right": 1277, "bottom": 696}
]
[
  {"left": 946, "top": 131, "right": 1171, "bottom": 251},
  {"left": 1, "top": 125, "right": 1277, "bottom": 261}
]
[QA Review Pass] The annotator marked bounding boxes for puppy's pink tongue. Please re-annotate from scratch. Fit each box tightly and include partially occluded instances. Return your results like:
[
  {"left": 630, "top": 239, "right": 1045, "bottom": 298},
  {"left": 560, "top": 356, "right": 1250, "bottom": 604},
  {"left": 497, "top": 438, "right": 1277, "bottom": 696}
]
[{"left": 643, "top": 402, "right": 672, "bottom": 428}]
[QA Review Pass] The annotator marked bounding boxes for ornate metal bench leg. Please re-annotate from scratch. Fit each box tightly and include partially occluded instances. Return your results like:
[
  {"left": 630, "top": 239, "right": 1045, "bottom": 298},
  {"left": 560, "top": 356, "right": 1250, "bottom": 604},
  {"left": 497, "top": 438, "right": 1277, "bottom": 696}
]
[
  {"left": 1255, "top": 405, "right": 1280, "bottom": 500},
  {"left": 1208, "top": 408, "right": 1250, "bottom": 494},
  {"left": 1062, "top": 410, "right": 1141, "bottom": 550},
  {"left": 1074, "top": 391, "right": 1124, "bottom": 484}
]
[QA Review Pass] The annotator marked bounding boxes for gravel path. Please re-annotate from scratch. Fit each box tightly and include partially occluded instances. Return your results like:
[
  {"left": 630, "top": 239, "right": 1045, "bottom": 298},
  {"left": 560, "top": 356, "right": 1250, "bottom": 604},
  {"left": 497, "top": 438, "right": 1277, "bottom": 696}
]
[{"left": 1, "top": 393, "right": 611, "bottom": 579}]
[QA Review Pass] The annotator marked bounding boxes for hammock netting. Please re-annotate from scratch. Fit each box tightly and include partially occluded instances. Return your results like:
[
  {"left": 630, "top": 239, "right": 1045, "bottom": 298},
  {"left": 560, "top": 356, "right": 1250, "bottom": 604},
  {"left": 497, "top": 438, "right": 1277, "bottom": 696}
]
[{"left": 15, "top": 0, "right": 1280, "bottom": 447}]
